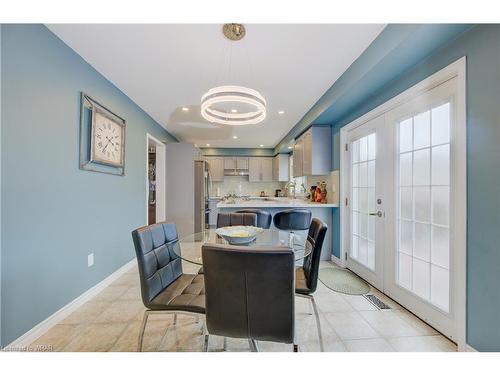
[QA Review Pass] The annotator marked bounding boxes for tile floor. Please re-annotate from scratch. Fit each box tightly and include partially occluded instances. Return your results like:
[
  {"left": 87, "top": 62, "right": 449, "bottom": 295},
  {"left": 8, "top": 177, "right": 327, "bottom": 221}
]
[{"left": 28, "top": 262, "right": 457, "bottom": 352}]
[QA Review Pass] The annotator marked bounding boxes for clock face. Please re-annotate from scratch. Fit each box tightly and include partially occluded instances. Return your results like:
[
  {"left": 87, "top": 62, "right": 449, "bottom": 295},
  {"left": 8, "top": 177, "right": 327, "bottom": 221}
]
[{"left": 92, "top": 111, "right": 124, "bottom": 166}]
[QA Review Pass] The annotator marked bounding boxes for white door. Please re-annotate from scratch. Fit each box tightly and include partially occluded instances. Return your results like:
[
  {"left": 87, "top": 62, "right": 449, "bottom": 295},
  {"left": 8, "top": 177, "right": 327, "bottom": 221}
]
[
  {"left": 345, "top": 115, "right": 387, "bottom": 290},
  {"left": 342, "top": 73, "right": 465, "bottom": 342},
  {"left": 383, "top": 78, "right": 460, "bottom": 340}
]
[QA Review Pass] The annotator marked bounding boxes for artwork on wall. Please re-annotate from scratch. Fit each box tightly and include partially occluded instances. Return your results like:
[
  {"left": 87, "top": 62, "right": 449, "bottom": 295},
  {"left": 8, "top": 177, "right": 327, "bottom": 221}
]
[{"left": 79, "top": 93, "right": 126, "bottom": 175}]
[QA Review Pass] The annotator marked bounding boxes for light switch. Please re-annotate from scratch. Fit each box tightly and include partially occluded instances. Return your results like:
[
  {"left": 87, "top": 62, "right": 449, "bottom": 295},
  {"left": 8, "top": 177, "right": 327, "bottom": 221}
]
[{"left": 88, "top": 253, "right": 94, "bottom": 267}]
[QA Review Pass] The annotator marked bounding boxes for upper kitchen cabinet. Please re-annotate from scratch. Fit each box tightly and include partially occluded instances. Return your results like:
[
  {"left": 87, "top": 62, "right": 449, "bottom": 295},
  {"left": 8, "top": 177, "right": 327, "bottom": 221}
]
[
  {"left": 224, "top": 156, "right": 248, "bottom": 170},
  {"left": 205, "top": 157, "right": 224, "bottom": 181},
  {"left": 249, "top": 157, "right": 273, "bottom": 182},
  {"left": 293, "top": 137, "right": 303, "bottom": 177},
  {"left": 236, "top": 157, "right": 249, "bottom": 170},
  {"left": 273, "top": 154, "right": 290, "bottom": 181},
  {"left": 293, "top": 126, "right": 331, "bottom": 176}
]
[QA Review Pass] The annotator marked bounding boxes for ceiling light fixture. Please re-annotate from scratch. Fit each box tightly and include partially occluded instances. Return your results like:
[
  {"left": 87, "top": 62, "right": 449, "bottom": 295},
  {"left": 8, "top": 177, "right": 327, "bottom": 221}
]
[
  {"left": 288, "top": 146, "right": 293, "bottom": 149},
  {"left": 278, "top": 110, "right": 285, "bottom": 115},
  {"left": 233, "top": 135, "right": 238, "bottom": 139},
  {"left": 201, "top": 24, "right": 267, "bottom": 126},
  {"left": 260, "top": 144, "right": 264, "bottom": 147},
  {"left": 182, "top": 107, "right": 189, "bottom": 112},
  {"left": 206, "top": 143, "right": 210, "bottom": 147}
]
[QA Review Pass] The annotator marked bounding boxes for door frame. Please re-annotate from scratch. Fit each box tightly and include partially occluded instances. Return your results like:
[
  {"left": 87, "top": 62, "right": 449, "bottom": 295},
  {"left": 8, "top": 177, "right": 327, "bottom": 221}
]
[
  {"left": 146, "top": 134, "right": 166, "bottom": 224},
  {"left": 340, "top": 57, "right": 466, "bottom": 350}
]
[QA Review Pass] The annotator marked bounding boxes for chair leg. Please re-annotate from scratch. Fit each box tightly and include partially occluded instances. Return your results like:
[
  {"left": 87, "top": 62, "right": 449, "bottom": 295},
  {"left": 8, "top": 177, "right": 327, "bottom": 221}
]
[
  {"left": 293, "top": 344, "right": 299, "bottom": 352},
  {"left": 173, "top": 313, "right": 177, "bottom": 326},
  {"left": 137, "top": 310, "right": 151, "bottom": 352},
  {"left": 249, "top": 339, "right": 259, "bottom": 352},
  {"left": 203, "top": 334, "right": 209, "bottom": 352},
  {"left": 223, "top": 337, "right": 228, "bottom": 351},
  {"left": 310, "top": 296, "right": 324, "bottom": 352}
]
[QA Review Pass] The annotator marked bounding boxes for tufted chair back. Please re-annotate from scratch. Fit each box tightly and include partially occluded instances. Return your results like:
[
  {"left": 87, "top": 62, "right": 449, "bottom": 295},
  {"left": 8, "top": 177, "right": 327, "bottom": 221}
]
[
  {"left": 301, "top": 218, "right": 328, "bottom": 293},
  {"left": 202, "top": 244, "right": 295, "bottom": 344},
  {"left": 131, "top": 222, "right": 183, "bottom": 308},
  {"left": 216, "top": 212, "right": 257, "bottom": 228}
]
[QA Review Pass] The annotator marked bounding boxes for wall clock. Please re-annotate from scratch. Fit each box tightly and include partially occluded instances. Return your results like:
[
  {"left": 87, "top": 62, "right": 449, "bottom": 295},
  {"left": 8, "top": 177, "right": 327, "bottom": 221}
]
[{"left": 79, "top": 93, "right": 126, "bottom": 175}]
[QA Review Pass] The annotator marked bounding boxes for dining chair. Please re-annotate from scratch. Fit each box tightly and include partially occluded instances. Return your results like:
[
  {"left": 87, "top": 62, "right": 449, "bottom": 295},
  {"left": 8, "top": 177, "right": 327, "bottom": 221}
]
[
  {"left": 235, "top": 209, "right": 272, "bottom": 229},
  {"left": 131, "top": 222, "right": 206, "bottom": 351},
  {"left": 201, "top": 243, "right": 298, "bottom": 352},
  {"left": 216, "top": 212, "right": 257, "bottom": 228},
  {"left": 295, "top": 218, "right": 328, "bottom": 352}
]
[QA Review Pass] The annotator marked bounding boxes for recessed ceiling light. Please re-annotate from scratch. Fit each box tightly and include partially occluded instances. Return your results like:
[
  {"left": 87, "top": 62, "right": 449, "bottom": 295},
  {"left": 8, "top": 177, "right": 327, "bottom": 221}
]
[
  {"left": 288, "top": 146, "right": 293, "bottom": 149},
  {"left": 182, "top": 107, "right": 189, "bottom": 112},
  {"left": 231, "top": 109, "right": 238, "bottom": 113},
  {"left": 233, "top": 135, "right": 238, "bottom": 139},
  {"left": 278, "top": 110, "right": 285, "bottom": 115},
  {"left": 259, "top": 144, "right": 264, "bottom": 147},
  {"left": 206, "top": 143, "right": 210, "bottom": 147}
]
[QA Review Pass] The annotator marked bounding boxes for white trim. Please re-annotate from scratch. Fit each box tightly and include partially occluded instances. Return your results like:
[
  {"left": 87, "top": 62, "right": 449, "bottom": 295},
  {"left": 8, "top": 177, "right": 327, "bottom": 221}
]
[
  {"left": 466, "top": 344, "right": 478, "bottom": 352},
  {"left": 330, "top": 254, "right": 346, "bottom": 268},
  {"left": 146, "top": 134, "right": 166, "bottom": 224},
  {"left": 340, "top": 57, "right": 467, "bottom": 350},
  {"left": 2, "top": 259, "right": 136, "bottom": 350}
]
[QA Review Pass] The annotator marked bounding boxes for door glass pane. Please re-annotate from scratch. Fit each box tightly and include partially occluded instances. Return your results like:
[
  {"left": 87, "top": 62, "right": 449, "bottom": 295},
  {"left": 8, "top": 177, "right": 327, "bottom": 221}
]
[
  {"left": 397, "top": 103, "right": 451, "bottom": 312},
  {"left": 350, "top": 132, "right": 376, "bottom": 271}
]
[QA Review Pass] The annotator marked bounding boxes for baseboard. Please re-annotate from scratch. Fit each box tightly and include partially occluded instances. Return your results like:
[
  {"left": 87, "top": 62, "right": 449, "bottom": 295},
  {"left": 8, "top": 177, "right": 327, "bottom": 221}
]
[
  {"left": 331, "top": 254, "right": 346, "bottom": 268},
  {"left": 465, "top": 344, "right": 478, "bottom": 352},
  {"left": 3, "top": 258, "right": 137, "bottom": 351}
]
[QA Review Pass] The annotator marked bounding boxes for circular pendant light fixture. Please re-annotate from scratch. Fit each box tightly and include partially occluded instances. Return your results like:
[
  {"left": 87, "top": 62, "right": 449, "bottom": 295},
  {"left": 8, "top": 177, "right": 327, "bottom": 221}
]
[
  {"left": 201, "top": 24, "right": 267, "bottom": 126},
  {"left": 201, "top": 85, "right": 266, "bottom": 126}
]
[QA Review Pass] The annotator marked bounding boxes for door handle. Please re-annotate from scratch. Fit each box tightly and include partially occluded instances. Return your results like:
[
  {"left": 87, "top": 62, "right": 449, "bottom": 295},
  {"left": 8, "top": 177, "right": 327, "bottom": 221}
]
[{"left": 369, "top": 211, "right": 383, "bottom": 217}]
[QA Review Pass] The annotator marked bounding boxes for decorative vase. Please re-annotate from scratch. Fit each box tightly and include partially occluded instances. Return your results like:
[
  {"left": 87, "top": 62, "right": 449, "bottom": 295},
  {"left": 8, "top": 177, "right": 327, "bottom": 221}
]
[{"left": 320, "top": 181, "right": 328, "bottom": 203}]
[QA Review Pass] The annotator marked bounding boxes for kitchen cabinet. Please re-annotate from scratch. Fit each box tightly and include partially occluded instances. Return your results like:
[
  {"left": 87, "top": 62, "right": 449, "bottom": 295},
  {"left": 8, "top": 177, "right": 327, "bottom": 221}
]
[
  {"left": 249, "top": 157, "right": 273, "bottom": 182},
  {"left": 205, "top": 157, "right": 224, "bottom": 181},
  {"left": 293, "top": 138, "right": 303, "bottom": 177},
  {"left": 273, "top": 154, "right": 290, "bottom": 181},
  {"left": 236, "top": 157, "right": 249, "bottom": 170},
  {"left": 223, "top": 156, "right": 248, "bottom": 170},
  {"left": 224, "top": 157, "right": 236, "bottom": 170},
  {"left": 293, "top": 126, "right": 331, "bottom": 177}
]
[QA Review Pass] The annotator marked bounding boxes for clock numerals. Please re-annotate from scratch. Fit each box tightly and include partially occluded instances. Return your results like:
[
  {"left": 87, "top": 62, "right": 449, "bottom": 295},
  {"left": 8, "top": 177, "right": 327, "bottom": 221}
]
[{"left": 93, "top": 114, "right": 123, "bottom": 166}]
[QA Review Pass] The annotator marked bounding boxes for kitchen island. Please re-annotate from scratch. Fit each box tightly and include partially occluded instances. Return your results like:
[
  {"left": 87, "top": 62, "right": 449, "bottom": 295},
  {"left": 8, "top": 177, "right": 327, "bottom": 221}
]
[{"left": 217, "top": 197, "right": 338, "bottom": 260}]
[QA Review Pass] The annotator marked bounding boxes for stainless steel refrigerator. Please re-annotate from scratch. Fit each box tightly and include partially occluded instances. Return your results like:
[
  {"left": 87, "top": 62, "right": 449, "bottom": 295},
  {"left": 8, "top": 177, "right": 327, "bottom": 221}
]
[{"left": 194, "top": 160, "right": 211, "bottom": 232}]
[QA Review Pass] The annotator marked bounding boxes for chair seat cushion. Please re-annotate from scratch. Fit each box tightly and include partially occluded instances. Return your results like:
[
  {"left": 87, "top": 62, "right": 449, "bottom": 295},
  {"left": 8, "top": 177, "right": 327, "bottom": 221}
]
[
  {"left": 295, "top": 267, "right": 311, "bottom": 294},
  {"left": 150, "top": 274, "right": 205, "bottom": 313}
]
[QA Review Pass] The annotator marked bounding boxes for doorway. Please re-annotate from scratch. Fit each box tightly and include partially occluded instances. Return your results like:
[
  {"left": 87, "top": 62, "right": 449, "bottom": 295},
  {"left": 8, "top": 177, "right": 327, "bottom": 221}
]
[
  {"left": 340, "top": 58, "right": 466, "bottom": 348},
  {"left": 146, "top": 134, "right": 166, "bottom": 225}
]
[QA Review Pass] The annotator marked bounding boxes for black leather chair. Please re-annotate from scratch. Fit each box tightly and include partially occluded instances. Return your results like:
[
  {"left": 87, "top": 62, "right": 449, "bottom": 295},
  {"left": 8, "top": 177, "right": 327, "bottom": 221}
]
[
  {"left": 273, "top": 209, "right": 312, "bottom": 231},
  {"left": 235, "top": 209, "right": 272, "bottom": 229},
  {"left": 201, "top": 243, "right": 298, "bottom": 352},
  {"left": 295, "top": 218, "right": 328, "bottom": 352},
  {"left": 131, "top": 222, "right": 206, "bottom": 351},
  {"left": 216, "top": 212, "right": 257, "bottom": 228}
]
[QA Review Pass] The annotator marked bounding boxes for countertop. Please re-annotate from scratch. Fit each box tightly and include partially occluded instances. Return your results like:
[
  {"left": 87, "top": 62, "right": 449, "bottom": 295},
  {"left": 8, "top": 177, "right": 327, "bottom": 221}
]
[{"left": 217, "top": 197, "right": 338, "bottom": 208}]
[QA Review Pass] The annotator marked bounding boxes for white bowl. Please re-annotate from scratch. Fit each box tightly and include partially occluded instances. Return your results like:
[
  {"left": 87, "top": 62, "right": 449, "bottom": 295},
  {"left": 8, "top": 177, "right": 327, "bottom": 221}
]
[{"left": 215, "top": 226, "right": 263, "bottom": 245}]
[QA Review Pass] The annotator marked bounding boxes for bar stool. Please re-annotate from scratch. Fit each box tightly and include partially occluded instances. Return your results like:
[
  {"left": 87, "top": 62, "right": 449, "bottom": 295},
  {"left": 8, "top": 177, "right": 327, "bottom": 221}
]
[{"left": 273, "top": 209, "right": 312, "bottom": 247}]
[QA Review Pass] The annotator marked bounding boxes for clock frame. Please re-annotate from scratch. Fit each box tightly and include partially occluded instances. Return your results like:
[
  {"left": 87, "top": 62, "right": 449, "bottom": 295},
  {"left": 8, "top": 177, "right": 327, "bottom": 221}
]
[{"left": 79, "top": 93, "right": 126, "bottom": 176}]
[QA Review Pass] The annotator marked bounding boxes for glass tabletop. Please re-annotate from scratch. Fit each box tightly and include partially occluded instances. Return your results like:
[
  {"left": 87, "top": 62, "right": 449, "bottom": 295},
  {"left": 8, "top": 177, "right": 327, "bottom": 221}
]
[{"left": 176, "top": 228, "right": 311, "bottom": 266}]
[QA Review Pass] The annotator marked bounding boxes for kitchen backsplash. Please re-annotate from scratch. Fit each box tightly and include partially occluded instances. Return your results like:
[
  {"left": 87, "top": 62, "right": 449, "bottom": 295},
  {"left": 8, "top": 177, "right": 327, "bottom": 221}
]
[{"left": 211, "top": 176, "right": 286, "bottom": 197}]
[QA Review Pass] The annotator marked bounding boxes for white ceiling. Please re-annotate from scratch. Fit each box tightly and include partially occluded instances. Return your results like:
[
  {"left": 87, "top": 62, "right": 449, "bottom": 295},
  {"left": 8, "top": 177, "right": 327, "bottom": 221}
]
[{"left": 48, "top": 24, "right": 385, "bottom": 148}]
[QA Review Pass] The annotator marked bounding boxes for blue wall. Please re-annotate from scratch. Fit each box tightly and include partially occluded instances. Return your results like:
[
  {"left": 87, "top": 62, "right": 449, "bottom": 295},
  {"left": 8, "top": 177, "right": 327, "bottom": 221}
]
[
  {"left": 0, "top": 24, "right": 177, "bottom": 345},
  {"left": 326, "top": 25, "right": 500, "bottom": 351}
]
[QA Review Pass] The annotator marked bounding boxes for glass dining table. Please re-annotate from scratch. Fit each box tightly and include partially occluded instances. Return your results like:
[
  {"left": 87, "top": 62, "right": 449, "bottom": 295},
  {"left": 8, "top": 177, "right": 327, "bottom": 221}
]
[{"left": 175, "top": 228, "right": 311, "bottom": 266}]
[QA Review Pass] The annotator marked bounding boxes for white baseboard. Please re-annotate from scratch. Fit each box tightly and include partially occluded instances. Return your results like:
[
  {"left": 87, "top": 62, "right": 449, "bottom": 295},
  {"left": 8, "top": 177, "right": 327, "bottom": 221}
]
[
  {"left": 3, "top": 258, "right": 137, "bottom": 351},
  {"left": 331, "top": 254, "right": 346, "bottom": 268}
]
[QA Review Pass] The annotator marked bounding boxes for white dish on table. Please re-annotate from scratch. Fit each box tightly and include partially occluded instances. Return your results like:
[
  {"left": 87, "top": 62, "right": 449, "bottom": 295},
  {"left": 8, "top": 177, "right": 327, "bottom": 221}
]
[{"left": 215, "top": 226, "right": 264, "bottom": 245}]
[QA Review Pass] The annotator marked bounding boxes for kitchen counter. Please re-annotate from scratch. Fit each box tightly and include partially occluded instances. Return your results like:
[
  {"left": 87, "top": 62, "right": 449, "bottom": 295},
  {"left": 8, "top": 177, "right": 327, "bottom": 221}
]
[{"left": 216, "top": 197, "right": 338, "bottom": 208}]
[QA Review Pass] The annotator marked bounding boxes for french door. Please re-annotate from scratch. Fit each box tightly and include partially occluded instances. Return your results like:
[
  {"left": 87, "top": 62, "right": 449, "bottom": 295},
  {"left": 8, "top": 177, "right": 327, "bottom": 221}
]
[{"left": 344, "top": 75, "right": 464, "bottom": 342}]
